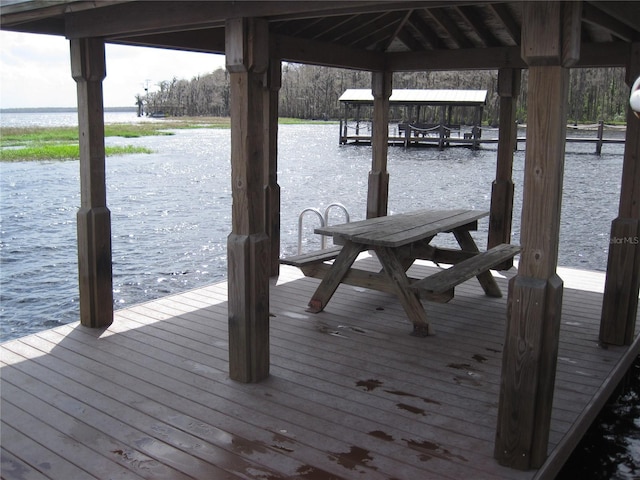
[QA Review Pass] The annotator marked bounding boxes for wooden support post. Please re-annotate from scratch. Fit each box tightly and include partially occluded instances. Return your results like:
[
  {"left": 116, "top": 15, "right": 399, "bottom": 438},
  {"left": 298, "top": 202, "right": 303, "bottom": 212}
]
[
  {"left": 264, "top": 59, "right": 281, "bottom": 277},
  {"left": 488, "top": 68, "right": 521, "bottom": 270},
  {"left": 70, "top": 38, "right": 113, "bottom": 329},
  {"left": 600, "top": 43, "right": 640, "bottom": 346},
  {"left": 404, "top": 121, "right": 410, "bottom": 149},
  {"left": 367, "top": 70, "right": 391, "bottom": 219},
  {"left": 473, "top": 106, "right": 483, "bottom": 150},
  {"left": 495, "top": 1, "right": 578, "bottom": 469},
  {"left": 596, "top": 120, "right": 604, "bottom": 155},
  {"left": 226, "top": 18, "right": 270, "bottom": 383},
  {"left": 438, "top": 106, "right": 445, "bottom": 150}
]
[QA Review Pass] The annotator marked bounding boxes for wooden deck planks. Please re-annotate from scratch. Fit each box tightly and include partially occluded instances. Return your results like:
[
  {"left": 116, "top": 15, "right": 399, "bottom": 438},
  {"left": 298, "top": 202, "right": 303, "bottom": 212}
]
[{"left": 1, "top": 261, "right": 638, "bottom": 480}]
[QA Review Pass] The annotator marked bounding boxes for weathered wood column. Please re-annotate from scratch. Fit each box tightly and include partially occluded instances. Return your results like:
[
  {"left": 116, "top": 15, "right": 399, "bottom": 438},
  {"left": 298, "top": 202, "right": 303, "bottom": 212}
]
[
  {"left": 367, "top": 70, "right": 392, "bottom": 219},
  {"left": 488, "top": 68, "right": 521, "bottom": 269},
  {"left": 495, "top": 1, "right": 580, "bottom": 469},
  {"left": 226, "top": 18, "right": 270, "bottom": 383},
  {"left": 70, "top": 38, "right": 113, "bottom": 328},
  {"left": 600, "top": 43, "right": 640, "bottom": 345},
  {"left": 264, "top": 59, "right": 281, "bottom": 277}
]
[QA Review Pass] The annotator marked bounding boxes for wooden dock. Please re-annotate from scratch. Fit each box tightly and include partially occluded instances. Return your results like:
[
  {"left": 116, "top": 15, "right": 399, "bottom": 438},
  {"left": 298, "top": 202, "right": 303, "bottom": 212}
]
[
  {"left": 2, "top": 257, "right": 638, "bottom": 480},
  {"left": 340, "top": 122, "right": 626, "bottom": 154}
]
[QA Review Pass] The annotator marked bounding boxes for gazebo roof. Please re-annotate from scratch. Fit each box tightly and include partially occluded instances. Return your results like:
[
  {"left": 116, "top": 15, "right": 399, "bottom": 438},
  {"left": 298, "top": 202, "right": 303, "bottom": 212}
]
[
  {"left": 1, "top": 1, "right": 639, "bottom": 72},
  {"left": 339, "top": 88, "right": 488, "bottom": 106}
]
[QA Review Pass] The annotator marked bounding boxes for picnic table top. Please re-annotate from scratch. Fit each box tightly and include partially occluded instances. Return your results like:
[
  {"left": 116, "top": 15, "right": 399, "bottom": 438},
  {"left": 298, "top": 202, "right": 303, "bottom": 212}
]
[{"left": 315, "top": 209, "right": 488, "bottom": 248}]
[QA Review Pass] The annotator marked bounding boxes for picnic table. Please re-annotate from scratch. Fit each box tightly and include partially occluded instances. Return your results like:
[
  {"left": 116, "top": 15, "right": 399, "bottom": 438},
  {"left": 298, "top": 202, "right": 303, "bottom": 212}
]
[{"left": 282, "top": 209, "right": 519, "bottom": 336}]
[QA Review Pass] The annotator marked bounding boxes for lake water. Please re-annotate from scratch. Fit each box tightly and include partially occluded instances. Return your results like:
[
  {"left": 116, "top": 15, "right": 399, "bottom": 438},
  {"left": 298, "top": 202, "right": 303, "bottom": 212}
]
[{"left": 0, "top": 111, "right": 637, "bottom": 478}]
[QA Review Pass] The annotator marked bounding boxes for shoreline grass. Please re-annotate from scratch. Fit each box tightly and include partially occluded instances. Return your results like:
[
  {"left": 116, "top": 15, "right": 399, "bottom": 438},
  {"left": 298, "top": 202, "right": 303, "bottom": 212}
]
[
  {"left": 0, "top": 117, "right": 335, "bottom": 161},
  {"left": 1, "top": 124, "right": 178, "bottom": 146},
  {"left": 0, "top": 116, "right": 336, "bottom": 146},
  {"left": 0, "top": 144, "right": 152, "bottom": 162}
]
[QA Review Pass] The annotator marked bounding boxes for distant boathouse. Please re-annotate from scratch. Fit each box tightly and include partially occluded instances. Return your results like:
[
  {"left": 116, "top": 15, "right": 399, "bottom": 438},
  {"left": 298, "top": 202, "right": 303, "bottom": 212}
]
[{"left": 339, "top": 88, "right": 487, "bottom": 148}]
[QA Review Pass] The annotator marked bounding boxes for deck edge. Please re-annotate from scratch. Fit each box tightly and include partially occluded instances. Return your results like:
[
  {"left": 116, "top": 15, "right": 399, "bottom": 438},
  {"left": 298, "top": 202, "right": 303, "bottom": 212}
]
[{"left": 533, "top": 332, "right": 640, "bottom": 480}]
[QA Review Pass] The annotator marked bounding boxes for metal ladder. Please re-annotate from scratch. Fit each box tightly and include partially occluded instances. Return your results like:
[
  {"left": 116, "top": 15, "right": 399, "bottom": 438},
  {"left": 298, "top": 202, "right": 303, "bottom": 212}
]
[{"left": 297, "top": 203, "right": 350, "bottom": 254}]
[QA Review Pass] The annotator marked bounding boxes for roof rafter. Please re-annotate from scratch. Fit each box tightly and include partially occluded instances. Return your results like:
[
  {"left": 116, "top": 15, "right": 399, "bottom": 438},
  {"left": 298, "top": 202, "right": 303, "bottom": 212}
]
[
  {"left": 346, "top": 11, "right": 408, "bottom": 50},
  {"left": 407, "top": 10, "right": 443, "bottom": 49},
  {"left": 308, "top": 15, "right": 360, "bottom": 40},
  {"left": 488, "top": 3, "right": 519, "bottom": 45},
  {"left": 396, "top": 24, "right": 428, "bottom": 51},
  {"left": 334, "top": 11, "right": 391, "bottom": 45},
  {"left": 455, "top": 5, "right": 501, "bottom": 47},
  {"left": 582, "top": 2, "right": 636, "bottom": 43},
  {"left": 425, "top": 7, "right": 474, "bottom": 49},
  {"left": 588, "top": 1, "right": 640, "bottom": 33},
  {"left": 381, "top": 10, "right": 414, "bottom": 51}
]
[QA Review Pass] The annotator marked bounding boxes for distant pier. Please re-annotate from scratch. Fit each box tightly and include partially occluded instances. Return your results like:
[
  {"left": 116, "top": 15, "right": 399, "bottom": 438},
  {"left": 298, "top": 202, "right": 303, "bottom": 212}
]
[{"left": 340, "top": 119, "right": 626, "bottom": 154}]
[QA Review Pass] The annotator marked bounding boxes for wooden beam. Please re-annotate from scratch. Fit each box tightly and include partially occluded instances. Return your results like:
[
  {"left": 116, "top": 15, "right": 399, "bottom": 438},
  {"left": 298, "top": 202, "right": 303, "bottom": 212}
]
[
  {"left": 110, "top": 28, "right": 226, "bottom": 54},
  {"left": 112, "top": 31, "right": 627, "bottom": 71},
  {"left": 386, "top": 42, "right": 630, "bottom": 72},
  {"left": 367, "top": 70, "right": 392, "bottom": 219},
  {"left": 0, "top": 18, "right": 66, "bottom": 36},
  {"left": 562, "top": 1, "right": 582, "bottom": 67},
  {"left": 272, "top": 33, "right": 385, "bottom": 71},
  {"left": 226, "top": 17, "right": 270, "bottom": 383},
  {"left": 70, "top": 37, "right": 113, "bottom": 329},
  {"left": 387, "top": 46, "right": 525, "bottom": 71},
  {"left": 0, "top": 0, "right": 122, "bottom": 28},
  {"left": 521, "top": 1, "right": 562, "bottom": 66},
  {"left": 495, "top": 2, "right": 575, "bottom": 470},
  {"left": 575, "top": 41, "right": 628, "bottom": 68},
  {"left": 600, "top": 43, "right": 640, "bottom": 346},
  {"left": 64, "top": 1, "right": 425, "bottom": 39}
]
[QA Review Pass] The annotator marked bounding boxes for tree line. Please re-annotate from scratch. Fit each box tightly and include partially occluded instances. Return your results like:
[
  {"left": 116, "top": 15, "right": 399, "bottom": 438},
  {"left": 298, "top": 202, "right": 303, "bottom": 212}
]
[{"left": 139, "top": 64, "right": 629, "bottom": 125}]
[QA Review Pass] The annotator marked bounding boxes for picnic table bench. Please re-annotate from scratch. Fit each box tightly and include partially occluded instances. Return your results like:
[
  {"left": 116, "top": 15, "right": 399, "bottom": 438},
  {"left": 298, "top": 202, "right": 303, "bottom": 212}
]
[{"left": 281, "top": 209, "right": 519, "bottom": 336}]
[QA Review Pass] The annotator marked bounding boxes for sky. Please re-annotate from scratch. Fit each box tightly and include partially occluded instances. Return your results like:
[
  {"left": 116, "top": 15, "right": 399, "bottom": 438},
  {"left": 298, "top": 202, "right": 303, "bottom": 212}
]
[{"left": 0, "top": 30, "right": 226, "bottom": 109}]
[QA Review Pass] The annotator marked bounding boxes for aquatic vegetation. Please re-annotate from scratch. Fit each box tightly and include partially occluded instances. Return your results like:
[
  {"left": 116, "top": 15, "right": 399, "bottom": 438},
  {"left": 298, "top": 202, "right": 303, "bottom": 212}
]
[{"left": 0, "top": 144, "right": 152, "bottom": 161}]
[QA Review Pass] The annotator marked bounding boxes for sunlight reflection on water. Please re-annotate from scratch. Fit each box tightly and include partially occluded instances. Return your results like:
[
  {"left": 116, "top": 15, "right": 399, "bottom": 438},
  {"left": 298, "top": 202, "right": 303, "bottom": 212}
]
[{"left": 0, "top": 117, "right": 625, "bottom": 340}]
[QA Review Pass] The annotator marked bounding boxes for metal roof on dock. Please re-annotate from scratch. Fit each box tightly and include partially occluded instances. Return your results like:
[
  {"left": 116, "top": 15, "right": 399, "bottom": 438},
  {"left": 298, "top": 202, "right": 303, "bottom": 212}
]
[{"left": 339, "top": 89, "right": 488, "bottom": 106}]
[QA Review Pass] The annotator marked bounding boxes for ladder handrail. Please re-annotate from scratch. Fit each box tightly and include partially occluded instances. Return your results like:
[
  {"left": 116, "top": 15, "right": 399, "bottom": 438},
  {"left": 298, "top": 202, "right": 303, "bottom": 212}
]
[
  {"left": 298, "top": 208, "right": 325, "bottom": 254},
  {"left": 324, "top": 203, "right": 350, "bottom": 227},
  {"left": 297, "top": 203, "right": 351, "bottom": 255}
]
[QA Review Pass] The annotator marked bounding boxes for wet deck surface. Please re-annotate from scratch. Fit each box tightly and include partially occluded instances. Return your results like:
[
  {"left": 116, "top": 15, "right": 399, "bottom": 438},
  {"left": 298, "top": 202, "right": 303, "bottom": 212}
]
[{"left": 2, "top": 256, "right": 638, "bottom": 480}]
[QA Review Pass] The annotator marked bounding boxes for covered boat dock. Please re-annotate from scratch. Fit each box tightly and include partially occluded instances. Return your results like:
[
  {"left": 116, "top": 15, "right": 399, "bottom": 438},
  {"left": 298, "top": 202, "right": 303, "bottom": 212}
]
[
  {"left": 339, "top": 88, "right": 488, "bottom": 148},
  {"left": 1, "top": 1, "right": 639, "bottom": 479}
]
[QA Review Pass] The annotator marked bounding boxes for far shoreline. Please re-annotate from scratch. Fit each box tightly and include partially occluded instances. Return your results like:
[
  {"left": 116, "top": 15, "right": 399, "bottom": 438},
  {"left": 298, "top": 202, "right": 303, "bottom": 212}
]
[{"left": 1, "top": 106, "right": 137, "bottom": 114}]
